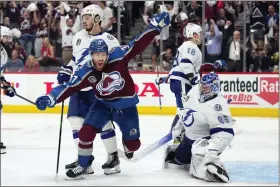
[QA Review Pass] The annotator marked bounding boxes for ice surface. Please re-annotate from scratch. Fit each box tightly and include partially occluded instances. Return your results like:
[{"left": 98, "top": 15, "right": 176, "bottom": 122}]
[{"left": 1, "top": 114, "right": 278, "bottom": 186}]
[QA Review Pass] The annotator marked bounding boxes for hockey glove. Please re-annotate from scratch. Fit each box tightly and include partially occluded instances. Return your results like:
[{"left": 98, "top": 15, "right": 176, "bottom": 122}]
[
  {"left": 35, "top": 95, "right": 56, "bottom": 111},
  {"left": 149, "top": 12, "right": 170, "bottom": 32},
  {"left": 155, "top": 76, "right": 169, "bottom": 85},
  {"left": 57, "top": 65, "right": 73, "bottom": 84},
  {"left": 0, "top": 76, "right": 16, "bottom": 97}
]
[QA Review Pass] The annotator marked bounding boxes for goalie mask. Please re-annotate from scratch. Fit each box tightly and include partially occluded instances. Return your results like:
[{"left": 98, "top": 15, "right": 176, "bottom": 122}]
[
  {"left": 89, "top": 39, "right": 109, "bottom": 71},
  {"left": 199, "top": 72, "right": 220, "bottom": 102}
]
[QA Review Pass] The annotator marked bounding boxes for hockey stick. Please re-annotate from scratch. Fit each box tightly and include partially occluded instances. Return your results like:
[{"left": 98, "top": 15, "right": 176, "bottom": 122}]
[
  {"left": 118, "top": 132, "right": 172, "bottom": 162},
  {"left": 56, "top": 101, "right": 64, "bottom": 176},
  {"left": 0, "top": 87, "right": 36, "bottom": 105},
  {"left": 156, "top": 52, "right": 165, "bottom": 110}
]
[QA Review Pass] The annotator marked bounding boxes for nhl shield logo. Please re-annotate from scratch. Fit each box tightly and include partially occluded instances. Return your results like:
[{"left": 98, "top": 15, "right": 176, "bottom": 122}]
[
  {"left": 88, "top": 76, "right": 97, "bottom": 83},
  {"left": 96, "top": 71, "right": 125, "bottom": 96},
  {"left": 76, "top": 39, "right": 81, "bottom": 46}
]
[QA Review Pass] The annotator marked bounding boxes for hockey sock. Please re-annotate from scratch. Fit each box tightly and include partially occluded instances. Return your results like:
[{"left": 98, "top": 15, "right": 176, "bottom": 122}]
[
  {"left": 78, "top": 125, "right": 96, "bottom": 167},
  {"left": 68, "top": 117, "right": 84, "bottom": 147},
  {"left": 101, "top": 122, "right": 117, "bottom": 154}
]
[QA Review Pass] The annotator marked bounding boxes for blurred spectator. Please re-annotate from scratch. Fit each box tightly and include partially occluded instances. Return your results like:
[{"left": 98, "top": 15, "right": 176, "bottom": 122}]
[
  {"left": 250, "top": 33, "right": 271, "bottom": 72},
  {"left": 19, "top": 9, "right": 39, "bottom": 57},
  {"left": 266, "top": 4, "right": 279, "bottom": 39},
  {"left": 34, "top": 18, "right": 48, "bottom": 58},
  {"left": 5, "top": 49, "right": 24, "bottom": 72},
  {"left": 0, "top": 3, "right": 3, "bottom": 24},
  {"left": 160, "top": 46, "right": 174, "bottom": 72},
  {"left": 36, "top": 37, "right": 59, "bottom": 68},
  {"left": 60, "top": 2, "right": 81, "bottom": 65},
  {"left": 205, "top": 19, "right": 223, "bottom": 63},
  {"left": 5, "top": 1, "right": 21, "bottom": 28},
  {"left": 97, "top": 1, "right": 114, "bottom": 34},
  {"left": 186, "top": 1, "right": 202, "bottom": 18},
  {"left": 23, "top": 55, "right": 40, "bottom": 72},
  {"left": 2, "top": 17, "right": 11, "bottom": 29},
  {"left": 13, "top": 40, "right": 27, "bottom": 62},
  {"left": 223, "top": 30, "right": 243, "bottom": 72}
]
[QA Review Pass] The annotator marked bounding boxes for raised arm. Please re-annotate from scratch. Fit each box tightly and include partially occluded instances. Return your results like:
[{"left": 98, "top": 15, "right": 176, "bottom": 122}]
[
  {"left": 108, "top": 12, "right": 170, "bottom": 65},
  {"left": 36, "top": 65, "right": 92, "bottom": 110}
]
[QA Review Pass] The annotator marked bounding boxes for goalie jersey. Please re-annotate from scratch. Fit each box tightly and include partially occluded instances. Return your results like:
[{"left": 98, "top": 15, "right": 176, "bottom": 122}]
[{"left": 180, "top": 84, "right": 234, "bottom": 153}]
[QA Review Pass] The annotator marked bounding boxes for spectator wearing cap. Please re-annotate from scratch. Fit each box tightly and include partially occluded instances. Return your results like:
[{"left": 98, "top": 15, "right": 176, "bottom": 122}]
[
  {"left": 205, "top": 19, "right": 223, "bottom": 63},
  {"left": 60, "top": 2, "right": 81, "bottom": 65}
]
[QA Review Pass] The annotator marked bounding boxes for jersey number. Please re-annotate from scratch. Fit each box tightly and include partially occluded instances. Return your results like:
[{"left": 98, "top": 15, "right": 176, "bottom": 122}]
[
  {"left": 187, "top": 48, "right": 195, "bottom": 55},
  {"left": 217, "top": 116, "right": 230, "bottom": 124}
]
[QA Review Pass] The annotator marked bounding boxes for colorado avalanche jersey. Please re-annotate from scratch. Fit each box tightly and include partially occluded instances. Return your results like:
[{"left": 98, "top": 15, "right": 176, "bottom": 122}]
[
  {"left": 68, "top": 29, "right": 120, "bottom": 91},
  {"left": 180, "top": 84, "right": 234, "bottom": 149},
  {"left": 49, "top": 28, "right": 159, "bottom": 109},
  {"left": 169, "top": 41, "right": 202, "bottom": 87}
]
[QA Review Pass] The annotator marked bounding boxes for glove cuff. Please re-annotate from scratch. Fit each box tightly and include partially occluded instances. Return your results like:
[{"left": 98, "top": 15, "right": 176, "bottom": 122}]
[{"left": 47, "top": 94, "right": 57, "bottom": 106}]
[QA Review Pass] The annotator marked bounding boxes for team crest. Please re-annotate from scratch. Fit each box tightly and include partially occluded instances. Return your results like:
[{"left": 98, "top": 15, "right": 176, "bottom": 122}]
[
  {"left": 96, "top": 71, "right": 125, "bottom": 96},
  {"left": 107, "top": 34, "right": 114, "bottom": 40},
  {"left": 76, "top": 39, "right": 81, "bottom": 46},
  {"left": 182, "top": 109, "right": 197, "bottom": 127},
  {"left": 88, "top": 76, "right": 97, "bottom": 83},
  {"left": 130, "top": 128, "right": 137, "bottom": 136},
  {"left": 214, "top": 104, "right": 222, "bottom": 111}
]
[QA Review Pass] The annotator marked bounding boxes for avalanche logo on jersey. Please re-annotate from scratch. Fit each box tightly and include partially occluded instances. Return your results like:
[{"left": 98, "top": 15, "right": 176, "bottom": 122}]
[
  {"left": 182, "top": 108, "right": 197, "bottom": 127},
  {"left": 96, "top": 71, "right": 125, "bottom": 96}
]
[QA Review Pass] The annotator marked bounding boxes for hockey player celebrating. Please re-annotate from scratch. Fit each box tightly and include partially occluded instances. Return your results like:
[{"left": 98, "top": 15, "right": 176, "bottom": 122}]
[
  {"left": 56, "top": 4, "right": 120, "bottom": 173},
  {"left": 156, "top": 23, "right": 202, "bottom": 144},
  {"left": 35, "top": 12, "right": 170, "bottom": 179},
  {"left": 164, "top": 72, "right": 234, "bottom": 183},
  {"left": 0, "top": 26, "right": 17, "bottom": 153}
]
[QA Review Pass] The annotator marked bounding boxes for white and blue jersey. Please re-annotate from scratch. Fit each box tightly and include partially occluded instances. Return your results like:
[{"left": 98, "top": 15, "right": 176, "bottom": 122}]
[{"left": 168, "top": 41, "right": 202, "bottom": 108}]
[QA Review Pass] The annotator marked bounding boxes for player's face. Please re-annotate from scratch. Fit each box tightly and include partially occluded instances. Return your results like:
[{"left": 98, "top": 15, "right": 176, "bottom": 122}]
[
  {"left": 82, "top": 15, "right": 94, "bottom": 32},
  {"left": 1, "top": 35, "right": 12, "bottom": 44},
  {"left": 91, "top": 52, "right": 108, "bottom": 71},
  {"left": 194, "top": 32, "right": 202, "bottom": 45},
  {"left": 199, "top": 83, "right": 211, "bottom": 95}
]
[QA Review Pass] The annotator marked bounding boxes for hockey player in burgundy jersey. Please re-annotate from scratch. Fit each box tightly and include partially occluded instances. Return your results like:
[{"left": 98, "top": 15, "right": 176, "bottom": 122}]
[{"left": 35, "top": 12, "right": 170, "bottom": 179}]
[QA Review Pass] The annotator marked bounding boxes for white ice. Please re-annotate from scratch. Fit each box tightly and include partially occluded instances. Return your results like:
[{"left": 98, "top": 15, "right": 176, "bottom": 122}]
[{"left": 1, "top": 114, "right": 279, "bottom": 186}]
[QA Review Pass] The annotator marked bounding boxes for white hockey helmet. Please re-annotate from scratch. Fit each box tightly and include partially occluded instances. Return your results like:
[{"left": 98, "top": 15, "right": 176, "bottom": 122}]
[
  {"left": 81, "top": 4, "right": 104, "bottom": 25},
  {"left": 183, "top": 23, "right": 202, "bottom": 44},
  {"left": 0, "top": 26, "right": 12, "bottom": 42}
]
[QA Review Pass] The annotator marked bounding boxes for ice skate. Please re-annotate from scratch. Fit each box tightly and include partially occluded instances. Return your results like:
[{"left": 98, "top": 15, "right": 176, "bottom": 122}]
[{"left": 102, "top": 151, "right": 121, "bottom": 175}]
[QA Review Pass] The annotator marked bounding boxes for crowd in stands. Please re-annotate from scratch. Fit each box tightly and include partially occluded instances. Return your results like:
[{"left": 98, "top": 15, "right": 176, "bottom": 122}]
[
  {"left": 0, "top": 1, "right": 278, "bottom": 73},
  {"left": 143, "top": 1, "right": 279, "bottom": 73}
]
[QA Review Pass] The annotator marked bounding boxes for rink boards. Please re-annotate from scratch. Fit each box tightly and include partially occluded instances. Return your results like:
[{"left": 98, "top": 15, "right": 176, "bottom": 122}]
[{"left": 1, "top": 72, "right": 279, "bottom": 117}]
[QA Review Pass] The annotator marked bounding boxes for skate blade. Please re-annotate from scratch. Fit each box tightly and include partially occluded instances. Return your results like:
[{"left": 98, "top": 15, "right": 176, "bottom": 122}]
[
  {"left": 65, "top": 175, "right": 86, "bottom": 181},
  {"left": 104, "top": 165, "right": 121, "bottom": 175}
]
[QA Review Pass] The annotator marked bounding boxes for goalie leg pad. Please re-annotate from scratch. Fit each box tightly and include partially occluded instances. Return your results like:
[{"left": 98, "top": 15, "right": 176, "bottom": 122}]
[{"left": 78, "top": 125, "right": 97, "bottom": 167}]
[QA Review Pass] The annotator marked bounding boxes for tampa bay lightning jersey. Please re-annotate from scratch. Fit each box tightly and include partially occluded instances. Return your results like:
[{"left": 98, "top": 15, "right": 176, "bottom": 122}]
[
  {"left": 180, "top": 85, "right": 234, "bottom": 147},
  {"left": 49, "top": 28, "right": 159, "bottom": 109}
]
